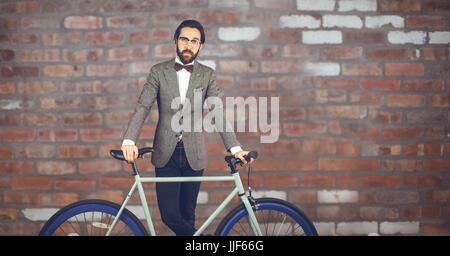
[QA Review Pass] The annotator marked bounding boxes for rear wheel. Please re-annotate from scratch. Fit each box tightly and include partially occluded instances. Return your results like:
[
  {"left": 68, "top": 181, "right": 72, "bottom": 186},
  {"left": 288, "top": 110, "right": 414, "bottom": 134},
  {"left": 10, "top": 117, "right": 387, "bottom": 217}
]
[
  {"left": 39, "top": 199, "right": 148, "bottom": 236},
  {"left": 216, "top": 198, "right": 317, "bottom": 236}
]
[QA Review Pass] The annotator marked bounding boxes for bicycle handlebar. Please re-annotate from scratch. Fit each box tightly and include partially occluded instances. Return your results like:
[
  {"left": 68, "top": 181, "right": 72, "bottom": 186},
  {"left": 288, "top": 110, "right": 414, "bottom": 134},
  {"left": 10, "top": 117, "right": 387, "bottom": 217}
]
[{"left": 110, "top": 147, "right": 257, "bottom": 174}]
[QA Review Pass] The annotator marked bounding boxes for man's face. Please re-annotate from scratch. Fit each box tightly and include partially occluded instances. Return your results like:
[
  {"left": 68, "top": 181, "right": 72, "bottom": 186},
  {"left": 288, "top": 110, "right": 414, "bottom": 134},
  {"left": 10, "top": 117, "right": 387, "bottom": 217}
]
[{"left": 176, "top": 27, "right": 203, "bottom": 64}]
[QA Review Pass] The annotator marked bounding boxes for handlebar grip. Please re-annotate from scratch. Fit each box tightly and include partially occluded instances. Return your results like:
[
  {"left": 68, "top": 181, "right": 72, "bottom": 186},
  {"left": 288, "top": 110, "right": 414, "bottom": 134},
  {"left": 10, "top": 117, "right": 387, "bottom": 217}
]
[{"left": 244, "top": 151, "right": 258, "bottom": 162}]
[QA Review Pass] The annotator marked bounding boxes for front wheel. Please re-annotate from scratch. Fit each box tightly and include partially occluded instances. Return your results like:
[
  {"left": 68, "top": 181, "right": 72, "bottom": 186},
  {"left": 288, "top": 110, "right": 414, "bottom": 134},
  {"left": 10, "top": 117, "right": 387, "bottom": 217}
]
[
  {"left": 39, "top": 199, "right": 148, "bottom": 236},
  {"left": 215, "top": 198, "right": 318, "bottom": 236}
]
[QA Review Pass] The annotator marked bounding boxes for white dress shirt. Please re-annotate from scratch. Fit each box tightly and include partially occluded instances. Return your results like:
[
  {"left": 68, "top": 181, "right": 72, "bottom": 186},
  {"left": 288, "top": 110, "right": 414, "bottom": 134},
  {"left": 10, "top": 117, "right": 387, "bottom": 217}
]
[{"left": 123, "top": 56, "right": 242, "bottom": 155}]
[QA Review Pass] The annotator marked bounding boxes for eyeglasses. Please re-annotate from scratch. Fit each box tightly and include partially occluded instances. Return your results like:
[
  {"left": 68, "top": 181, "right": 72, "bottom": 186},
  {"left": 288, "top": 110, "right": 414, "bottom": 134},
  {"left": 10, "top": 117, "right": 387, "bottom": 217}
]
[{"left": 178, "top": 36, "right": 200, "bottom": 47}]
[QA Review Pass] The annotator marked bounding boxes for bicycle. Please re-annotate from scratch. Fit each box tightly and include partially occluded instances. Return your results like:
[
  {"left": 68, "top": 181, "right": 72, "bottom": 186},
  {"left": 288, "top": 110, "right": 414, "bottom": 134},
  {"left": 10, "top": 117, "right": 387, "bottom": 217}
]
[{"left": 39, "top": 147, "right": 318, "bottom": 236}]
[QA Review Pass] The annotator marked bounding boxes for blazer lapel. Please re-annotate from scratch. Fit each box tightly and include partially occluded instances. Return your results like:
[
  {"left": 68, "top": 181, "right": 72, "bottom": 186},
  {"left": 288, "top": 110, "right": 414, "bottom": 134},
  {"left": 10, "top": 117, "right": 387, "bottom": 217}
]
[{"left": 162, "top": 59, "right": 180, "bottom": 101}]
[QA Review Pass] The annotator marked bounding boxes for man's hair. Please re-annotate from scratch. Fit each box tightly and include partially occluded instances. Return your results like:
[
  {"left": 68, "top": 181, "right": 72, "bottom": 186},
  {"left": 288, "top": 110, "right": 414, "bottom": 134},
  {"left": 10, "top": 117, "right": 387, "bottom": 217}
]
[{"left": 173, "top": 19, "right": 205, "bottom": 44}]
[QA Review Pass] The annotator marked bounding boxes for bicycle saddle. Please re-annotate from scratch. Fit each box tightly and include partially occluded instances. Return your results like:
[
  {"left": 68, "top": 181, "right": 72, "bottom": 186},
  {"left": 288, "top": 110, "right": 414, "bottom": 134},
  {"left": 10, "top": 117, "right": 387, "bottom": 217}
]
[{"left": 110, "top": 147, "right": 154, "bottom": 161}]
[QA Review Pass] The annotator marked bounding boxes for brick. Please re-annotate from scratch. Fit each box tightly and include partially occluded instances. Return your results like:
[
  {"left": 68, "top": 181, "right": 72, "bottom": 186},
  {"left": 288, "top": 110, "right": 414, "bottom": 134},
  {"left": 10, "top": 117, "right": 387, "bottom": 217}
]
[
  {"left": 297, "top": 174, "right": 334, "bottom": 188},
  {"left": 37, "top": 128, "right": 78, "bottom": 142},
  {"left": 319, "top": 159, "right": 379, "bottom": 171},
  {"left": 129, "top": 61, "right": 159, "bottom": 75},
  {"left": 0, "top": 129, "right": 34, "bottom": 141},
  {"left": 284, "top": 122, "right": 327, "bottom": 137},
  {"left": 267, "top": 29, "right": 301, "bottom": 44},
  {"left": 344, "top": 31, "right": 385, "bottom": 44},
  {"left": 387, "top": 94, "right": 423, "bottom": 107},
  {"left": 254, "top": 160, "right": 317, "bottom": 171},
  {"left": 279, "top": 15, "right": 320, "bottom": 29},
  {"left": 342, "top": 64, "right": 381, "bottom": 76},
  {"left": 297, "top": 0, "right": 335, "bottom": 11},
  {"left": 385, "top": 63, "right": 424, "bottom": 76},
  {"left": 0, "top": 82, "right": 15, "bottom": 94},
  {"left": 197, "top": 10, "right": 239, "bottom": 25},
  {"left": 37, "top": 161, "right": 77, "bottom": 175},
  {"left": 11, "top": 176, "right": 52, "bottom": 190},
  {"left": 289, "top": 191, "right": 317, "bottom": 204},
  {"left": 218, "top": 27, "right": 261, "bottom": 41},
  {"left": 1, "top": 66, "right": 38, "bottom": 78},
  {"left": 0, "top": 162, "right": 33, "bottom": 175},
  {"left": 54, "top": 179, "right": 96, "bottom": 192},
  {"left": 387, "top": 31, "right": 427, "bottom": 45},
  {"left": 337, "top": 222, "right": 377, "bottom": 235},
  {"left": 80, "top": 128, "right": 123, "bottom": 142},
  {"left": 303, "top": 31, "right": 342, "bottom": 44},
  {"left": 406, "top": 110, "right": 446, "bottom": 124},
  {"left": 106, "top": 16, "right": 146, "bottom": 28},
  {"left": 0, "top": 147, "right": 13, "bottom": 159},
  {"left": 4, "top": 192, "right": 78, "bottom": 207},
  {"left": 0, "top": 208, "right": 19, "bottom": 220},
  {"left": 247, "top": 45, "right": 279, "bottom": 59},
  {"left": 380, "top": 0, "right": 421, "bottom": 12},
  {"left": 406, "top": 16, "right": 445, "bottom": 29},
  {"left": 21, "top": 16, "right": 60, "bottom": 29},
  {"left": 326, "top": 105, "right": 367, "bottom": 119},
  {"left": 40, "top": 96, "right": 81, "bottom": 109},
  {"left": 403, "top": 80, "right": 444, "bottom": 92},
  {"left": 322, "top": 47, "right": 362, "bottom": 60},
  {"left": 360, "top": 206, "right": 399, "bottom": 220},
  {"left": 338, "top": 0, "right": 377, "bottom": 11},
  {"left": 87, "top": 64, "right": 127, "bottom": 77},
  {"left": 99, "top": 177, "right": 134, "bottom": 189},
  {"left": 154, "top": 44, "right": 175, "bottom": 58},
  {"left": 429, "top": 191, "right": 450, "bottom": 203},
  {"left": 323, "top": 15, "right": 363, "bottom": 28},
  {"left": 337, "top": 141, "right": 359, "bottom": 156},
  {"left": 264, "top": 174, "right": 298, "bottom": 188},
  {"left": 58, "top": 145, "right": 98, "bottom": 158},
  {"left": 429, "top": 32, "right": 450, "bottom": 44},
  {"left": 380, "top": 221, "right": 419, "bottom": 235},
  {"left": 86, "top": 32, "right": 124, "bottom": 45},
  {"left": 428, "top": 94, "right": 450, "bottom": 107},
  {"left": 0, "top": 17, "right": 16, "bottom": 30},
  {"left": 337, "top": 175, "right": 401, "bottom": 188},
  {"left": 318, "top": 190, "right": 358, "bottom": 203},
  {"left": 64, "top": 16, "right": 103, "bottom": 29},
  {"left": 44, "top": 65, "right": 82, "bottom": 77},
  {"left": 365, "top": 16, "right": 404, "bottom": 28},
  {"left": 78, "top": 160, "right": 124, "bottom": 174},
  {"left": 404, "top": 176, "right": 443, "bottom": 187},
  {"left": 384, "top": 160, "right": 420, "bottom": 171},
  {"left": 367, "top": 49, "right": 406, "bottom": 61},
  {"left": 219, "top": 60, "right": 258, "bottom": 73},
  {"left": 375, "top": 191, "right": 419, "bottom": 204},
  {"left": 19, "top": 81, "right": 57, "bottom": 94},
  {"left": 362, "top": 79, "right": 401, "bottom": 92},
  {"left": 383, "top": 128, "right": 423, "bottom": 140},
  {"left": 261, "top": 60, "right": 300, "bottom": 73},
  {"left": 343, "top": 124, "right": 380, "bottom": 140},
  {"left": 424, "top": 160, "right": 450, "bottom": 172},
  {"left": 42, "top": 32, "right": 83, "bottom": 46},
  {"left": 25, "top": 144, "right": 55, "bottom": 158},
  {"left": 0, "top": 49, "right": 15, "bottom": 61},
  {"left": 303, "top": 62, "right": 340, "bottom": 76},
  {"left": 129, "top": 29, "right": 171, "bottom": 43},
  {"left": 302, "top": 138, "right": 336, "bottom": 155},
  {"left": 63, "top": 49, "right": 103, "bottom": 62},
  {"left": 63, "top": 113, "right": 102, "bottom": 126}
]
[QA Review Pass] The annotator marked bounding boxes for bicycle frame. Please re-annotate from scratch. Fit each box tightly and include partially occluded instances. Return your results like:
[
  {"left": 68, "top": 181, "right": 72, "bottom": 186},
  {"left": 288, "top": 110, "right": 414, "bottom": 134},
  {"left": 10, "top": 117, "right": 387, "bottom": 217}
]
[{"left": 106, "top": 167, "right": 263, "bottom": 236}]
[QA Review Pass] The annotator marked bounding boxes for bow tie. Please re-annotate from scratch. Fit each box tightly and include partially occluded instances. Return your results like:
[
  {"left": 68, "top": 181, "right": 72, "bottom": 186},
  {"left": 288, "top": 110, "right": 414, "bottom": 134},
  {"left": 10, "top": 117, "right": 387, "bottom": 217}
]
[{"left": 174, "top": 63, "right": 194, "bottom": 73}]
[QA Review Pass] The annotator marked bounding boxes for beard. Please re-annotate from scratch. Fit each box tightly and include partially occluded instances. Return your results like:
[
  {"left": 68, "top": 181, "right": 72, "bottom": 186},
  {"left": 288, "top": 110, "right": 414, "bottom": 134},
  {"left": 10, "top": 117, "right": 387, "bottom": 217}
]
[{"left": 177, "top": 47, "right": 199, "bottom": 64}]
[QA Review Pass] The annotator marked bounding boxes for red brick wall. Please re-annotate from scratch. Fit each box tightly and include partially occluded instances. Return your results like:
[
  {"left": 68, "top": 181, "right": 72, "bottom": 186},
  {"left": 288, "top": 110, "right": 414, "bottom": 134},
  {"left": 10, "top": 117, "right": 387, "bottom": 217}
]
[{"left": 1, "top": 0, "right": 449, "bottom": 235}]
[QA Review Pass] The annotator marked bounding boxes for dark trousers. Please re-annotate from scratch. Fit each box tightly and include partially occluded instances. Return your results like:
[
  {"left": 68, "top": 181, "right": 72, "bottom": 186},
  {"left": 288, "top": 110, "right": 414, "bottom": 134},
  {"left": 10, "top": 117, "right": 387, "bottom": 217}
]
[{"left": 155, "top": 143, "right": 203, "bottom": 236}]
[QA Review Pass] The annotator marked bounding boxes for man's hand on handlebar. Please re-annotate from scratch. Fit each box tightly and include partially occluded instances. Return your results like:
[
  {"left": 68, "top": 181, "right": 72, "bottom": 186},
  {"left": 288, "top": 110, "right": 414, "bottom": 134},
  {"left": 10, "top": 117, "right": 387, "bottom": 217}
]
[
  {"left": 233, "top": 150, "right": 255, "bottom": 165},
  {"left": 121, "top": 144, "right": 138, "bottom": 164}
]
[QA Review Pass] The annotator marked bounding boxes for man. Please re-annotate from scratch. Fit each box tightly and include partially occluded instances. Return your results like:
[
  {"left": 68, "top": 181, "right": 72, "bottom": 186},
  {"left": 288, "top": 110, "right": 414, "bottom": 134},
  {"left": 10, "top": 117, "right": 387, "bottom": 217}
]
[{"left": 121, "top": 20, "right": 252, "bottom": 236}]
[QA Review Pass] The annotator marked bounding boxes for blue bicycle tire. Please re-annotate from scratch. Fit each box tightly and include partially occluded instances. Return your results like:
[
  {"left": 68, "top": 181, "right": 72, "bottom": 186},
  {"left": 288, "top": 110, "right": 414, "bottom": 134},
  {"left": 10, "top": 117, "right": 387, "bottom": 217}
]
[
  {"left": 215, "top": 197, "right": 318, "bottom": 236},
  {"left": 39, "top": 199, "right": 148, "bottom": 236}
]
